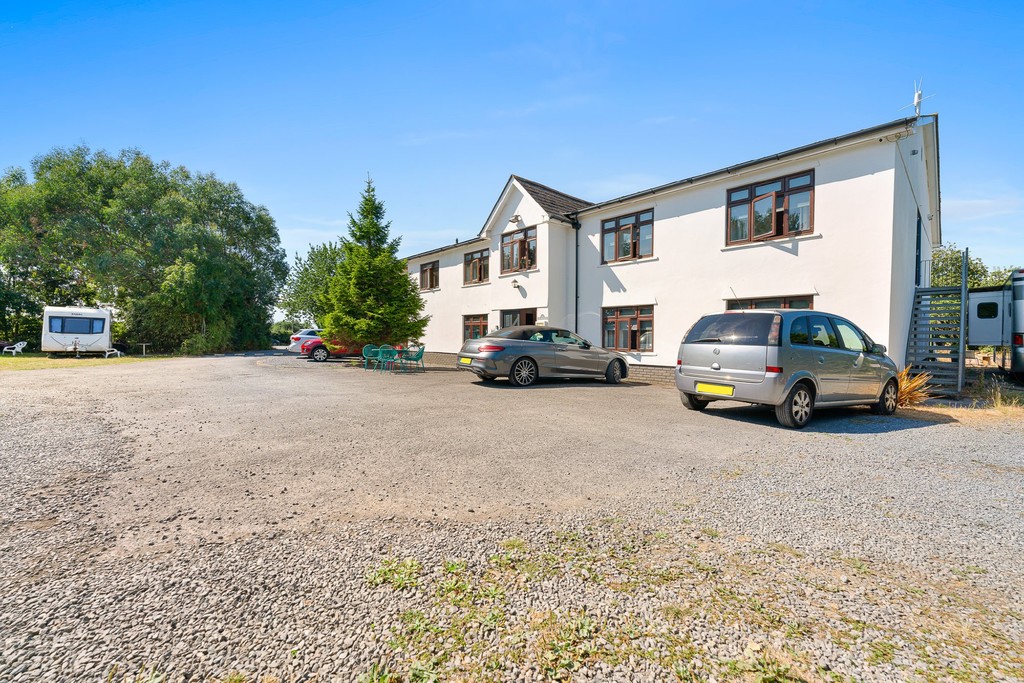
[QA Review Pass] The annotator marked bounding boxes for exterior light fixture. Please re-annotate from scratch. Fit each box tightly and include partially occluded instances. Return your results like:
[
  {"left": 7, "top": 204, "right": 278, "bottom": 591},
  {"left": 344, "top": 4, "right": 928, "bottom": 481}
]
[
  {"left": 512, "top": 279, "right": 520, "bottom": 289},
  {"left": 509, "top": 214, "right": 521, "bottom": 223}
]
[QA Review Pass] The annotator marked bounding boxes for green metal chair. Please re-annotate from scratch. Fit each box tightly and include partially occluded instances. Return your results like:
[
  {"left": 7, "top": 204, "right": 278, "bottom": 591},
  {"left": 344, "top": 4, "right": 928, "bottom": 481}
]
[
  {"left": 362, "top": 344, "right": 379, "bottom": 370},
  {"left": 396, "top": 345, "right": 425, "bottom": 372},
  {"left": 375, "top": 345, "right": 397, "bottom": 373}
]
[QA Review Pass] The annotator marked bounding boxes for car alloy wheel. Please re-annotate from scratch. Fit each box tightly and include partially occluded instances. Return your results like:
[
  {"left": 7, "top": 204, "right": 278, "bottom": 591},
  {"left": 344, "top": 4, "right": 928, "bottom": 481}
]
[
  {"left": 872, "top": 379, "right": 898, "bottom": 415},
  {"left": 510, "top": 358, "right": 537, "bottom": 386},
  {"left": 311, "top": 347, "right": 329, "bottom": 362}
]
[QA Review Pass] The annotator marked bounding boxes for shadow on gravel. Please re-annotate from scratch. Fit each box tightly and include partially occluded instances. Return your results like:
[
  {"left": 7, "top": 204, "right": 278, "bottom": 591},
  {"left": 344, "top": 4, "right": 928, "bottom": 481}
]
[
  {"left": 469, "top": 378, "right": 651, "bottom": 389},
  {"left": 698, "top": 403, "right": 956, "bottom": 433}
]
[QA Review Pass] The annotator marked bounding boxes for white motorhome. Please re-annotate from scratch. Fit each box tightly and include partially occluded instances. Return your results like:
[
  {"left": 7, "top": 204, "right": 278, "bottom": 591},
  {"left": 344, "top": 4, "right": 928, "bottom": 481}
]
[
  {"left": 967, "top": 268, "right": 1024, "bottom": 377},
  {"left": 41, "top": 306, "right": 113, "bottom": 355}
]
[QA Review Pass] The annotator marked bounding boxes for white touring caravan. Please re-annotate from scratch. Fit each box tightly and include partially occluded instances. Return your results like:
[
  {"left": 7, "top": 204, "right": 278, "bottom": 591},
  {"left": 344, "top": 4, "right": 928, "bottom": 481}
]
[
  {"left": 967, "top": 268, "right": 1024, "bottom": 378},
  {"left": 41, "top": 306, "right": 115, "bottom": 356}
]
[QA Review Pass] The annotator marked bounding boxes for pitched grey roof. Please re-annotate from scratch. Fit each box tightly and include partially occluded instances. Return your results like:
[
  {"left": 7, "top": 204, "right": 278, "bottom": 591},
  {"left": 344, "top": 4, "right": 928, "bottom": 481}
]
[{"left": 512, "top": 175, "right": 592, "bottom": 216}]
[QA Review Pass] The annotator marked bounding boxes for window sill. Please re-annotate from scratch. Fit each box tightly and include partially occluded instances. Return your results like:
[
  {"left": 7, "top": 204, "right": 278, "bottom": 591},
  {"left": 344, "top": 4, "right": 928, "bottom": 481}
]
[
  {"left": 721, "top": 233, "right": 821, "bottom": 252},
  {"left": 498, "top": 269, "right": 538, "bottom": 278},
  {"left": 599, "top": 256, "right": 659, "bottom": 268},
  {"left": 419, "top": 287, "right": 440, "bottom": 293},
  {"left": 461, "top": 281, "right": 490, "bottom": 289}
]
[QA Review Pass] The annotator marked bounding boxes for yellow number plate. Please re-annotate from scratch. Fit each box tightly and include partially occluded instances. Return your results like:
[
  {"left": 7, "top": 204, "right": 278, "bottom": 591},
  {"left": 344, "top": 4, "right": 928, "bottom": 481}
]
[
  {"left": 459, "top": 357, "right": 473, "bottom": 365},
  {"left": 695, "top": 382, "right": 734, "bottom": 397}
]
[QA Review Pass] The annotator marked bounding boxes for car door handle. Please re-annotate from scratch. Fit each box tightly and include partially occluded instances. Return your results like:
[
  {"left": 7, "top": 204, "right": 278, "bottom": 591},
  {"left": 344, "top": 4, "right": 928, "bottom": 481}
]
[
  {"left": 817, "top": 356, "right": 825, "bottom": 364},
  {"left": 554, "top": 345, "right": 568, "bottom": 351}
]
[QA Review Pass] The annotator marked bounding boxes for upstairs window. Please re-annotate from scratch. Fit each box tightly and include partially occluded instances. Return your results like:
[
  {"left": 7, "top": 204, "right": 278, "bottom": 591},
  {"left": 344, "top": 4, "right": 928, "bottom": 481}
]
[
  {"left": 501, "top": 228, "right": 537, "bottom": 273},
  {"left": 463, "top": 248, "right": 489, "bottom": 284},
  {"left": 419, "top": 261, "right": 439, "bottom": 290},
  {"left": 727, "top": 171, "right": 814, "bottom": 245},
  {"left": 602, "top": 209, "right": 654, "bottom": 263}
]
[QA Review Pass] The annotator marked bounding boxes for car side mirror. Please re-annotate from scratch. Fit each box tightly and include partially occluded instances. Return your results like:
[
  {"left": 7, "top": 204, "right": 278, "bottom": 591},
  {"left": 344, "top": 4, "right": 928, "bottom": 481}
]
[
  {"left": 580, "top": 340, "right": 591, "bottom": 349},
  {"left": 871, "top": 343, "right": 886, "bottom": 355}
]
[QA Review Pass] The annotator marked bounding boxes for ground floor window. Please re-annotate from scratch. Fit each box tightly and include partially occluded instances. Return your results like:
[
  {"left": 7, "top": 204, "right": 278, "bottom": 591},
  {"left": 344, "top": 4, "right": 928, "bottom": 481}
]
[
  {"left": 727, "top": 296, "right": 813, "bottom": 310},
  {"left": 501, "top": 308, "right": 536, "bottom": 328},
  {"left": 602, "top": 306, "right": 654, "bottom": 352},
  {"left": 463, "top": 314, "right": 488, "bottom": 340}
]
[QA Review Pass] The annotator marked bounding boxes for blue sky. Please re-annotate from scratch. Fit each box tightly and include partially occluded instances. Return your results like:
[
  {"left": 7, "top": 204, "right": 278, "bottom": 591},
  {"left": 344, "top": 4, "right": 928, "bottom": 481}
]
[{"left": 2, "top": 1, "right": 1022, "bottom": 272}]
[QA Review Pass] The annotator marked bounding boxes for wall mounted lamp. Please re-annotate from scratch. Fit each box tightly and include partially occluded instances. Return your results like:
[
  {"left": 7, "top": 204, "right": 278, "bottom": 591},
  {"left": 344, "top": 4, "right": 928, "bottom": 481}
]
[
  {"left": 511, "top": 279, "right": 520, "bottom": 289},
  {"left": 509, "top": 214, "right": 521, "bottom": 224}
]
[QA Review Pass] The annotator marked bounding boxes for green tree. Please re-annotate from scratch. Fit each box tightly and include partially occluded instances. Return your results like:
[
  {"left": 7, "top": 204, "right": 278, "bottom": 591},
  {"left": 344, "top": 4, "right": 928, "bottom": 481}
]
[
  {"left": 279, "top": 241, "right": 344, "bottom": 325},
  {"left": 323, "top": 179, "right": 427, "bottom": 346},
  {"left": 929, "top": 242, "right": 1014, "bottom": 289},
  {"left": 0, "top": 146, "right": 288, "bottom": 353}
]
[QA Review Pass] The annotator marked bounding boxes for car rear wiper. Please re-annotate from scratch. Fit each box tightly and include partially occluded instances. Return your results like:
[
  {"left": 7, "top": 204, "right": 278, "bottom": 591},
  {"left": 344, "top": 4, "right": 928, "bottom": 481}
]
[{"left": 691, "top": 337, "right": 721, "bottom": 343}]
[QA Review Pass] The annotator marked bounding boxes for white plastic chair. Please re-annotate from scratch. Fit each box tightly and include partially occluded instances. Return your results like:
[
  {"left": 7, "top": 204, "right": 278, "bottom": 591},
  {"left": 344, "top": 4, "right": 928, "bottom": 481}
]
[
  {"left": 2, "top": 341, "right": 27, "bottom": 356},
  {"left": 104, "top": 348, "right": 123, "bottom": 358}
]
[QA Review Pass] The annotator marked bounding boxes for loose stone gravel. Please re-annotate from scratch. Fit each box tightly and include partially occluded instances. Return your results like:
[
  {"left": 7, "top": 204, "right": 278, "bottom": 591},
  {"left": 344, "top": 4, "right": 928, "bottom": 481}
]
[{"left": 0, "top": 356, "right": 1021, "bottom": 683}]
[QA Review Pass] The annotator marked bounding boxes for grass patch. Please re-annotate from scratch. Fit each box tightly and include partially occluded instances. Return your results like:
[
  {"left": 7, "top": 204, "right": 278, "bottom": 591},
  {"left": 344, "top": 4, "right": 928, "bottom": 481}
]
[
  {"left": 366, "top": 558, "right": 422, "bottom": 590},
  {"left": 867, "top": 639, "right": 896, "bottom": 665},
  {"left": 950, "top": 565, "right": 988, "bottom": 579},
  {"left": 0, "top": 352, "right": 172, "bottom": 371}
]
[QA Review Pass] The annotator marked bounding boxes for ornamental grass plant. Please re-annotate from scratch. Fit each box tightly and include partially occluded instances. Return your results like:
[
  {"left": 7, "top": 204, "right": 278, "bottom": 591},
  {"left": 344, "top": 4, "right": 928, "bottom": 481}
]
[{"left": 896, "top": 366, "right": 933, "bottom": 408}]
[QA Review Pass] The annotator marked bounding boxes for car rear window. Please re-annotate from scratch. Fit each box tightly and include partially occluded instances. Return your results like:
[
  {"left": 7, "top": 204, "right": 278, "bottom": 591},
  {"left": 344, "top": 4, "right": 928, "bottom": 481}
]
[
  {"left": 489, "top": 327, "right": 531, "bottom": 340},
  {"left": 684, "top": 314, "right": 776, "bottom": 346}
]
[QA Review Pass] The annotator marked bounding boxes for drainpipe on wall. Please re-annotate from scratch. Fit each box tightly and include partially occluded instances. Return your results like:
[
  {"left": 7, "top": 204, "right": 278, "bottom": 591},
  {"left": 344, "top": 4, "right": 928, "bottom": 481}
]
[{"left": 568, "top": 213, "right": 581, "bottom": 333}]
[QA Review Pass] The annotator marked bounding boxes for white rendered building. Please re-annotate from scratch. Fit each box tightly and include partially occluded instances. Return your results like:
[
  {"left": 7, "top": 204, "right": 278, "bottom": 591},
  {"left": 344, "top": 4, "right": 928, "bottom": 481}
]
[{"left": 406, "top": 116, "right": 941, "bottom": 375}]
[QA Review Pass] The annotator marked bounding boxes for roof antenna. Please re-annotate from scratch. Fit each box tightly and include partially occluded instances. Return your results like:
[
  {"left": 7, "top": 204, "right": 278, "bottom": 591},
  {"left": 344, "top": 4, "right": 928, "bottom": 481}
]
[{"left": 900, "top": 79, "right": 934, "bottom": 116}]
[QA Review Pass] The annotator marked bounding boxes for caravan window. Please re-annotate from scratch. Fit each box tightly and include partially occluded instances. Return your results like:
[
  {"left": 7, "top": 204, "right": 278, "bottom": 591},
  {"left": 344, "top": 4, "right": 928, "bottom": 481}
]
[
  {"left": 49, "top": 316, "right": 105, "bottom": 334},
  {"left": 977, "top": 302, "right": 998, "bottom": 319}
]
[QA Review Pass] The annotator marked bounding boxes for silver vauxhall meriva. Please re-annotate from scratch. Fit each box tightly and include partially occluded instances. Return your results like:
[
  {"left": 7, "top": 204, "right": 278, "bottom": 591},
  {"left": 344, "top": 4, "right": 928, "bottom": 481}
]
[{"left": 676, "top": 310, "right": 899, "bottom": 428}]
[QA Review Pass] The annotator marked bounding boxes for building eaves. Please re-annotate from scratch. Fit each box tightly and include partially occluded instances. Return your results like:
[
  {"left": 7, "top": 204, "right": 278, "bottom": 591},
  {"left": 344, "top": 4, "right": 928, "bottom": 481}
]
[
  {"left": 569, "top": 117, "right": 921, "bottom": 217},
  {"left": 404, "top": 236, "right": 487, "bottom": 263}
]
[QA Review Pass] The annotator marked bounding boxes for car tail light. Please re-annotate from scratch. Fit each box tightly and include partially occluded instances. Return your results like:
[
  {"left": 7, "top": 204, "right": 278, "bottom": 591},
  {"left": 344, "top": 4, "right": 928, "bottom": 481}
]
[
  {"left": 676, "top": 359, "right": 682, "bottom": 366},
  {"left": 766, "top": 366, "right": 783, "bottom": 374},
  {"left": 767, "top": 314, "right": 782, "bottom": 346},
  {"left": 1014, "top": 333, "right": 1023, "bottom": 347},
  {"left": 291, "top": 335, "right": 301, "bottom": 341},
  {"left": 478, "top": 344, "right": 505, "bottom": 352}
]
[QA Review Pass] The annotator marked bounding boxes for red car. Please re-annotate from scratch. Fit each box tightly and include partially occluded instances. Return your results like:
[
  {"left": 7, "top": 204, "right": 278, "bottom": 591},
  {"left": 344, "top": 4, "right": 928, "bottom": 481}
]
[{"left": 300, "top": 337, "right": 363, "bottom": 362}]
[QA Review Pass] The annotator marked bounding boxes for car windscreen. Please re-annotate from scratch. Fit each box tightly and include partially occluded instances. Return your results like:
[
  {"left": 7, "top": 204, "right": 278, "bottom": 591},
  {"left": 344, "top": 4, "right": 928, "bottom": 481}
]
[{"left": 684, "top": 314, "right": 774, "bottom": 345}]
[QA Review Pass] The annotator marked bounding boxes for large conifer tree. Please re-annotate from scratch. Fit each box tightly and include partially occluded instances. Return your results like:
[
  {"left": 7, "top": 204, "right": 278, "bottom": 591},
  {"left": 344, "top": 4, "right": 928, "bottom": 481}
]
[{"left": 324, "top": 179, "right": 428, "bottom": 345}]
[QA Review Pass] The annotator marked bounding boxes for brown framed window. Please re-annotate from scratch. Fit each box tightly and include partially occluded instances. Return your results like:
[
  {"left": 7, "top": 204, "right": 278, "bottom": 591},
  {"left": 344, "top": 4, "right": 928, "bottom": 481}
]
[
  {"left": 726, "top": 296, "right": 814, "bottom": 310},
  {"left": 463, "top": 314, "right": 488, "bottom": 340},
  {"left": 726, "top": 171, "right": 814, "bottom": 245},
  {"left": 463, "top": 248, "right": 489, "bottom": 284},
  {"left": 601, "top": 209, "right": 654, "bottom": 263},
  {"left": 419, "top": 261, "right": 439, "bottom": 290},
  {"left": 602, "top": 306, "right": 654, "bottom": 352},
  {"left": 501, "top": 308, "right": 536, "bottom": 327},
  {"left": 501, "top": 227, "right": 537, "bottom": 273}
]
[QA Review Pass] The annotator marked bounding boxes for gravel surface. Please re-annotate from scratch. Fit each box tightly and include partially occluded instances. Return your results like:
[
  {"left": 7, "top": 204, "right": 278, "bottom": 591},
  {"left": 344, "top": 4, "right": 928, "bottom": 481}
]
[{"left": 1, "top": 356, "right": 1021, "bottom": 682}]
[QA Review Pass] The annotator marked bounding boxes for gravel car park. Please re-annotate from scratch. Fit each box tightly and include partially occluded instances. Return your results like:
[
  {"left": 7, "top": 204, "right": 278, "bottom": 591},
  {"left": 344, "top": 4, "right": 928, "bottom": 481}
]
[{"left": 1, "top": 357, "right": 1021, "bottom": 682}]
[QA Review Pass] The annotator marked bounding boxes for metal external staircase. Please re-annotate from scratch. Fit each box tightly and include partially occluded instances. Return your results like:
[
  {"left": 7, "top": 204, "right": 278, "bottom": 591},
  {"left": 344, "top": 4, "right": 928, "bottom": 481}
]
[{"left": 905, "top": 286, "right": 966, "bottom": 396}]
